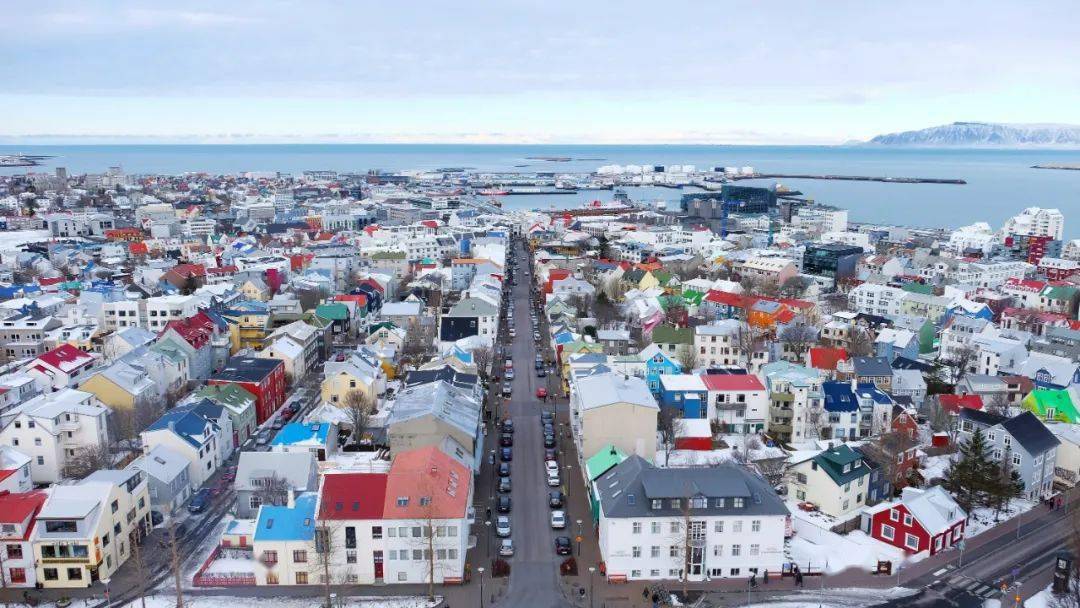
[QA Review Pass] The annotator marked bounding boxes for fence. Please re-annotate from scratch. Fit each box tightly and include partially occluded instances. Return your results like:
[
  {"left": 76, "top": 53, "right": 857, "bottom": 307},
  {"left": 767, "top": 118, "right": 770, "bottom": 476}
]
[{"left": 192, "top": 545, "right": 257, "bottom": 587}]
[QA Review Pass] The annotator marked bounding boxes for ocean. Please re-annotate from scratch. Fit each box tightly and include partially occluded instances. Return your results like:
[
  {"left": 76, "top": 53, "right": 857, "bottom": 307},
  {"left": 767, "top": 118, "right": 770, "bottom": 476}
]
[{"left": 2, "top": 144, "right": 1079, "bottom": 238}]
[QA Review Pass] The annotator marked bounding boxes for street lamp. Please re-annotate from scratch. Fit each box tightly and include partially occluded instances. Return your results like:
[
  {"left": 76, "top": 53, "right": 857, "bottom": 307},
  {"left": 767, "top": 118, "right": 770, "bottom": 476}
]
[
  {"left": 588, "top": 566, "right": 596, "bottom": 608},
  {"left": 484, "top": 520, "right": 492, "bottom": 559},
  {"left": 576, "top": 519, "right": 583, "bottom": 556},
  {"left": 477, "top": 567, "right": 486, "bottom": 608},
  {"left": 565, "top": 464, "right": 573, "bottom": 500},
  {"left": 102, "top": 577, "right": 112, "bottom": 608}
]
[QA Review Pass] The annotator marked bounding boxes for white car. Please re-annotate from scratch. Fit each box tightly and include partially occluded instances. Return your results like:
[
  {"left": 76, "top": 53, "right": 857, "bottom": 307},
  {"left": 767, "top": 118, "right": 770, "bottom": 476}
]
[
  {"left": 496, "top": 516, "right": 511, "bottom": 537},
  {"left": 550, "top": 510, "right": 566, "bottom": 529},
  {"left": 546, "top": 470, "right": 561, "bottom": 487},
  {"left": 499, "top": 539, "right": 515, "bottom": 557},
  {"left": 544, "top": 460, "right": 559, "bottom": 475}
]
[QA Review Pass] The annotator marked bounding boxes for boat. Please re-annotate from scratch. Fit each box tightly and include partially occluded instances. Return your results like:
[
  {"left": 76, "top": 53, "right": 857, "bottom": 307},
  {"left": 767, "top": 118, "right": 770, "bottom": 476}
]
[{"left": 478, "top": 189, "right": 510, "bottom": 196}]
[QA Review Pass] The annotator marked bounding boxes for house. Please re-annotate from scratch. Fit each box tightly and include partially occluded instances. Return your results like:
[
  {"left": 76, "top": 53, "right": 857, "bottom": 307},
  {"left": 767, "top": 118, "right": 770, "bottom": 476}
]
[
  {"left": 595, "top": 456, "right": 788, "bottom": 582},
  {"left": 0, "top": 389, "right": 110, "bottom": 484},
  {"left": 32, "top": 468, "right": 152, "bottom": 588},
  {"left": 0, "top": 446, "right": 33, "bottom": 494},
  {"left": 1022, "top": 389, "right": 1079, "bottom": 424},
  {"left": 321, "top": 349, "right": 387, "bottom": 407},
  {"left": 252, "top": 493, "right": 318, "bottom": 586},
  {"left": 262, "top": 337, "right": 306, "bottom": 385},
  {"left": 701, "top": 373, "right": 768, "bottom": 435},
  {"left": 141, "top": 399, "right": 231, "bottom": 491},
  {"left": 650, "top": 325, "right": 694, "bottom": 359},
  {"left": 637, "top": 344, "right": 682, "bottom": 394},
  {"left": 271, "top": 422, "right": 338, "bottom": 461},
  {"left": 808, "top": 347, "right": 849, "bottom": 374},
  {"left": 570, "top": 372, "right": 659, "bottom": 464},
  {"left": 863, "top": 487, "right": 966, "bottom": 556},
  {"left": 657, "top": 374, "right": 708, "bottom": 419},
  {"left": 694, "top": 320, "right": 743, "bottom": 369},
  {"left": 22, "top": 344, "right": 97, "bottom": 392},
  {"left": 209, "top": 356, "right": 287, "bottom": 425},
  {"left": 158, "top": 310, "right": 227, "bottom": 380},
  {"left": 129, "top": 444, "right": 192, "bottom": 515},
  {"left": 874, "top": 328, "right": 919, "bottom": 363},
  {"left": 787, "top": 445, "right": 872, "bottom": 518},
  {"left": 760, "top": 362, "right": 827, "bottom": 444},
  {"left": 0, "top": 490, "right": 48, "bottom": 587},
  {"left": 79, "top": 359, "right": 159, "bottom": 413},
  {"left": 386, "top": 381, "right": 481, "bottom": 468},
  {"left": 445, "top": 296, "right": 499, "bottom": 345},
  {"left": 235, "top": 451, "right": 318, "bottom": 519},
  {"left": 891, "top": 369, "right": 928, "bottom": 406},
  {"left": 957, "top": 410, "right": 1060, "bottom": 500},
  {"left": 313, "top": 472, "right": 388, "bottom": 584},
  {"left": 191, "top": 383, "right": 258, "bottom": 449},
  {"left": 852, "top": 357, "right": 893, "bottom": 391}
]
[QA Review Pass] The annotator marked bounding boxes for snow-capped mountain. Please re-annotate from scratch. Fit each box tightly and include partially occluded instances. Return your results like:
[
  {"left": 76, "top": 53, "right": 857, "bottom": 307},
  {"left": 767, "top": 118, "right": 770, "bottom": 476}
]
[{"left": 865, "top": 122, "right": 1080, "bottom": 147}]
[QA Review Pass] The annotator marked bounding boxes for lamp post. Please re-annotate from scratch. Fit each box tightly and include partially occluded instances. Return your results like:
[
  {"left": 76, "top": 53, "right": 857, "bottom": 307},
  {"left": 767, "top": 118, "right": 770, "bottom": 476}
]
[
  {"left": 102, "top": 577, "right": 112, "bottom": 608},
  {"left": 565, "top": 464, "right": 573, "bottom": 501},
  {"left": 576, "top": 519, "right": 583, "bottom": 556},
  {"left": 588, "top": 566, "right": 596, "bottom": 608},
  {"left": 477, "top": 567, "right": 486, "bottom": 608},
  {"left": 484, "top": 520, "right": 492, "bottom": 559}
]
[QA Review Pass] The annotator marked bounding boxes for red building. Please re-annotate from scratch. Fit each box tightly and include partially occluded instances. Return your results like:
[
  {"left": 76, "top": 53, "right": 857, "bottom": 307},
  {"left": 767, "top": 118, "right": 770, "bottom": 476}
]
[
  {"left": 208, "top": 356, "right": 286, "bottom": 424},
  {"left": 864, "top": 487, "right": 966, "bottom": 556}
]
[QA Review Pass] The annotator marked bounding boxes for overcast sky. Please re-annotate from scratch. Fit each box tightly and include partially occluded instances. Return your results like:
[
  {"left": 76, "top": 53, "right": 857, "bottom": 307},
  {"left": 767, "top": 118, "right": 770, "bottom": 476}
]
[{"left": 3, "top": 0, "right": 1078, "bottom": 144}]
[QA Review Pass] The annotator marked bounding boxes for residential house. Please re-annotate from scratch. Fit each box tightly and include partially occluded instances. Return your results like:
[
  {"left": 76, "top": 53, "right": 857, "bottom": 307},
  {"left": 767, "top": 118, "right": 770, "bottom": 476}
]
[
  {"left": 862, "top": 487, "right": 966, "bottom": 556},
  {"left": 386, "top": 381, "right": 481, "bottom": 468},
  {"left": 570, "top": 372, "right": 659, "bottom": 464},
  {"left": 209, "top": 356, "right": 287, "bottom": 425},
  {"left": 235, "top": 451, "right": 318, "bottom": 519},
  {"left": 657, "top": 374, "right": 709, "bottom": 419},
  {"left": 21, "top": 344, "right": 98, "bottom": 392},
  {"left": 852, "top": 357, "right": 893, "bottom": 392},
  {"left": 271, "top": 422, "right": 338, "bottom": 461},
  {"left": 957, "top": 409, "right": 1059, "bottom": 500},
  {"left": 141, "top": 400, "right": 230, "bottom": 491},
  {"left": 787, "top": 445, "right": 872, "bottom": 518},
  {"left": 0, "top": 490, "right": 47, "bottom": 587},
  {"left": 694, "top": 320, "right": 743, "bottom": 369},
  {"left": 701, "top": 373, "right": 768, "bottom": 435},
  {"left": 321, "top": 348, "right": 387, "bottom": 406},
  {"left": 251, "top": 493, "right": 318, "bottom": 586},
  {"left": 0, "top": 389, "right": 110, "bottom": 484},
  {"left": 129, "top": 444, "right": 192, "bottom": 514},
  {"left": 760, "top": 362, "right": 826, "bottom": 444}
]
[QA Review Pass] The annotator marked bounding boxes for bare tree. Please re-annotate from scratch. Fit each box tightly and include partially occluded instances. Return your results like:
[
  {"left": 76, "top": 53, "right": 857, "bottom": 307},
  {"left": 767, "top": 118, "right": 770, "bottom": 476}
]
[
  {"left": 821, "top": 291, "right": 850, "bottom": 315},
  {"left": 471, "top": 345, "right": 494, "bottom": 384},
  {"left": 983, "top": 392, "right": 1009, "bottom": 417},
  {"left": 779, "top": 276, "right": 810, "bottom": 299},
  {"left": 128, "top": 525, "right": 150, "bottom": 608},
  {"left": 847, "top": 326, "right": 874, "bottom": 357},
  {"left": 658, "top": 408, "right": 685, "bottom": 466},
  {"left": 63, "top": 442, "right": 114, "bottom": 479},
  {"left": 166, "top": 517, "right": 186, "bottom": 608},
  {"left": 675, "top": 344, "right": 698, "bottom": 373},
  {"left": 341, "top": 389, "right": 374, "bottom": 445},
  {"left": 400, "top": 318, "right": 433, "bottom": 368},
  {"left": 734, "top": 320, "right": 765, "bottom": 367},
  {"left": 313, "top": 519, "right": 346, "bottom": 608},
  {"left": 859, "top": 431, "right": 918, "bottom": 492},
  {"left": 253, "top": 473, "right": 292, "bottom": 509},
  {"left": 942, "top": 344, "right": 978, "bottom": 384},
  {"left": 924, "top": 396, "right": 960, "bottom": 446},
  {"left": 779, "top": 323, "right": 818, "bottom": 363}
]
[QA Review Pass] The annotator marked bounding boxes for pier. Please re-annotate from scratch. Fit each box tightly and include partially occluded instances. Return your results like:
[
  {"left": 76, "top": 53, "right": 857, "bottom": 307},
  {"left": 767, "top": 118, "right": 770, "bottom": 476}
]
[{"left": 729, "top": 173, "right": 966, "bottom": 185}]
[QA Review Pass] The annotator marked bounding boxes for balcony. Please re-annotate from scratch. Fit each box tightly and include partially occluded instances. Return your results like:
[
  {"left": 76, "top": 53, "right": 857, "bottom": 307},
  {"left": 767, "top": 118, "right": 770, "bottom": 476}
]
[{"left": 40, "top": 556, "right": 92, "bottom": 564}]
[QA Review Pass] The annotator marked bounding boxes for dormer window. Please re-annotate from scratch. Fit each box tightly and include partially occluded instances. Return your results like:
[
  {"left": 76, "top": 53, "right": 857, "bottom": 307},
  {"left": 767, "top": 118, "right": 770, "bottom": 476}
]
[
  {"left": 670, "top": 498, "right": 681, "bottom": 509},
  {"left": 733, "top": 497, "right": 744, "bottom": 508},
  {"left": 651, "top": 499, "right": 662, "bottom": 509}
]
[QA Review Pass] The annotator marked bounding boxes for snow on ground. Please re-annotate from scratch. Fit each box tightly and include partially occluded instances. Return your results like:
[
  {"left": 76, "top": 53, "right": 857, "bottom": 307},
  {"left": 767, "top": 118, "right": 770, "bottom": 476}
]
[
  {"left": 1021, "top": 585, "right": 1053, "bottom": 608},
  {"left": 120, "top": 596, "right": 439, "bottom": 608},
  {"left": 201, "top": 549, "right": 256, "bottom": 576},
  {"left": 785, "top": 502, "right": 922, "bottom": 574},
  {"left": 919, "top": 454, "right": 954, "bottom": 484},
  {"left": 743, "top": 587, "right": 917, "bottom": 607},
  {"left": 179, "top": 514, "right": 235, "bottom": 586},
  {"left": 0, "top": 229, "right": 50, "bottom": 253},
  {"left": 965, "top": 498, "right": 1038, "bottom": 538}
]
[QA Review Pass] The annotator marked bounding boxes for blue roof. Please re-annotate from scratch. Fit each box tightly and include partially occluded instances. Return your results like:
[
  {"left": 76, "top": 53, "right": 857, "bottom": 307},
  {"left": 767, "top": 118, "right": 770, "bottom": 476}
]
[
  {"left": 553, "top": 332, "right": 575, "bottom": 345},
  {"left": 855, "top": 382, "right": 893, "bottom": 404},
  {"left": 271, "top": 422, "right": 331, "bottom": 446},
  {"left": 147, "top": 408, "right": 217, "bottom": 447},
  {"left": 254, "top": 493, "right": 317, "bottom": 542},
  {"left": 822, "top": 381, "right": 858, "bottom": 412}
]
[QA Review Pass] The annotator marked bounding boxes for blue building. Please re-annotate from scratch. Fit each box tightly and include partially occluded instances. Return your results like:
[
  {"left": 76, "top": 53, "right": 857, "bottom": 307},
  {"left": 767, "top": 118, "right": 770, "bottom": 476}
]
[
  {"left": 638, "top": 344, "right": 682, "bottom": 395},
  {"left": 657, "top": 374, "right": 709, "bottom": 418}
]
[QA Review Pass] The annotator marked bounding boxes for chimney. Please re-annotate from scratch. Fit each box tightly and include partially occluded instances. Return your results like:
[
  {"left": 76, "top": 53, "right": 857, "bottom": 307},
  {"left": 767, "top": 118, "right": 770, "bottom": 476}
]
[{"left": 287, "top": 489, "right": 296, "bottom": 508}]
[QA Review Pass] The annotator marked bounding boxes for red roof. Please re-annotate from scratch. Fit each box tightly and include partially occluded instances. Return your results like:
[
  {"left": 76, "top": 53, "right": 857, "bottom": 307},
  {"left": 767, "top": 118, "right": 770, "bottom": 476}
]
[
  {"left": 700, "top": 374, "right": 765, "bottom": 392},
  {"left": 36, "top": 344, "right": 93, "bottom": 372},
  {"left": 383, "top": 446, "right": 470, "bottom": 520},
  {"left": 335, "top": 294, "right": 369, "bottom": 307},
  {"left": 129, "top": 242, "right": 149, "bottom": 255},
  {"left": 0, "top": 491, "right": 47, "bottom": 531},
  {"left": 168, "top": 263, "right": 207, "bottom": 279},
  {"left": 421, "top": 220, "right": 439, "bottom": 229},
  {"left": 161, "top": 311, "right": 217, "bottom": 350},
  {"left": 704, "top": 290, "right": 752, "bottom": 308},
  {"left": 1004, "top": 277, "right": 1047, "bottom": 292},
  {"left": 357, "top": 278, "right": 385, "bottom": 294},
  {"left": 939, "top": 394, "right": 984, "bottom": 415},
  {"left": 206, "top": 266, "right": 238, "bottom": 275},
  {"left": 809, "top": 347, "right": 849, "bottom": 371},
  {"left": 319, "top": 473, "right": 387, "bottom": 520}
]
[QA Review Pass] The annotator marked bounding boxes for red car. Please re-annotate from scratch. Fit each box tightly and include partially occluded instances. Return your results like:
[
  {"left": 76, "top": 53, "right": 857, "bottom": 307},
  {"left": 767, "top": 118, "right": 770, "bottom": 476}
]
[{"left": 536, "top": 388, "right": 548, "bottom": 399}]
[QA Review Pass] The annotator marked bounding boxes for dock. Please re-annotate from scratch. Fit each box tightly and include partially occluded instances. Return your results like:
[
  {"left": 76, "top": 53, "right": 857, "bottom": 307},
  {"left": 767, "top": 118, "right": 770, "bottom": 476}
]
[
  {"left": 1032, "top": 164, "right": 1080, "bottom": 171},
  {"left": 730, "top": 173, "right": 966, "bottom": 185}
]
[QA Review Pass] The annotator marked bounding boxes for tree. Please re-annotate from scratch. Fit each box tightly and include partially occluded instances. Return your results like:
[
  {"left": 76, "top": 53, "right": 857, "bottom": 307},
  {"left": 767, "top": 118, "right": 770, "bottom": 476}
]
[
  {"left": 63, "top": 442, "right": 114, "bottom": 479},
  {"left": 128, "top": 525, "right": 150, "bottom": 608},
  {"left": 472, "top": 345, "right": 494, "bottom": 384},
  {"left": 983, "top": 392, "right": 1010, "bottom": 417},
  {"left": 941, "top": 428, "right": 996, "bottom": 512},
  {"left": 658, "top": 407, "right": 685, "bottom": 466},
  {"left": 847, "top": 326, "right": 874, "bottom": 357},
  {"left": 566, "top": 294, "right": 591, "bottom": 318},
  {"left": 734, "top": 320, "right": 765, "bottom": 367},
  {"left": 675, "top": 344, "right": 698, "bottom": 373},
  {"left": 821, "top": 291, "right": 850, "bottom": 315},
  {"left": 21, "top": 198, "right": 39, "bottom": 217},
  {"left": 925, "top": 396, "right": 960, "bottom": 445},
  {"left": 779, "top": 323, "right": 818, "bottom": 363},
  {"left": 859, "top": 430, "right": 918, "bottom": 491},
  {"left": 942, "top": 345, "right": 978, "bottom": 384},
  {"left": 779, "top": 276, "right": 810, "bottom": 299},
  {"left": 400, "top": 317, "right": 433, "bottom": 368},
  {"left": 167, "top": 517, "right": 186, "bottom": 608},
  {"left": 990, "top": 447, "right": 1025, "bottom": 520},
  {"left": 253, "top": 473, "right": 292, "bottom": 510},
  {"left": 313, "top": 520, "right": 345, "bottom": 608},
  {"left": 342, "top": 389, "right": 374, "bottom": 446}
]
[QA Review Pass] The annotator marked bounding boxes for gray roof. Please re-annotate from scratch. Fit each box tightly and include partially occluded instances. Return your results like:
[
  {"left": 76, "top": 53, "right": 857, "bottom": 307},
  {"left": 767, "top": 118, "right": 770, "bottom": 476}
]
[
  {"left": 576, "top": 373, "right": 658, "bottom": 411},
  {"left": 448, "top": 297, "right": 497, "bottom": 317},
  {"left": 853, "top": 356, "right": 892, "bottom": 378},
  {"left": 595, "top": 455, "right": 788, "bottom": 519},
  {"left": 388, "top": 380, "right": 480, "bottom": 439},
  {"left": 235, "top": 451, "right": 317, "bottom": 492},
  {"left": 131, "top": 444, "right": 189, "bottom": 483}
]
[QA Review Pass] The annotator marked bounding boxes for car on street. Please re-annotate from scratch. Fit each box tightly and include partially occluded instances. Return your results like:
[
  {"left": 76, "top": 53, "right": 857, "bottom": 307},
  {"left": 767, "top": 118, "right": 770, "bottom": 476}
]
[
  {"left": 498, "top": 462, "right": 511, "bottom": 477},
  {"left": 537, "top": 368, "right": 546, "bottom": 377},
  {"left": 498, "top": 476, "right": 512, "bottom": 493},
  {"left": 221, "top": 466, "right": 237, "bottom": 482},
  {"left": 546, "top": 469, "right": 560, "bottom": 487},
  {"left": 500, "top": 433, "right": 513, "bottom": 447},
  {"left": 504, "top": 358, "right": 513, "bottom": 369},
  {"left": 500, "top": 447, "right": 513, "bottom": 462},
  {"left": 505, "top": 368, "right": 515, "bottom": 380},
  {"left": 544, "top": 448, "right": 557, "bottom": 462},
  {"left": 497, "top": 496, "right": 512, "bottom": 513},
  {"left": 271, "top": 418, "right": 284, "bottom": 430},
  {"left": 188, "top": 489, "right": 211, "bottom": 513},
  {"left": 540, "top": 412, "right": 553, "bottom": 425},
  {"left": 544, "top": 434, "right": 556, "bottom": 449},
  {"left": 554, "top": 536, "right": 572, "bottom": 555},
  {"left": 550, "top": 510, "right": 566, "bottom": 529},
  {"left": 509, "top": 328, "right": 516, "bottom": 338},
  {"left": 502, "top": 383, "right": 512, "bottom": 397},
  {"left": 548, "top": 491, "right": 564, "bottom": 508},
  {"left": 496, "top": 516, "right": 512, "bottom": 537},
  {"left": 536, "top": 388, "right": 548, "bottom": 399},
  {"left": 255, "top": 431, "right": 271, "bottom": 446},
  {"left": 534, "top": 357, "right": 544, "bottom": 369},
  {"left": 545, "top": 460, "right": 559, "bottom": 475},
  {"left": 499, "top": 539, "right": 515, "bottom": 557},
  {"left": 502, "top": 419, "right": 514, "bottom": 434}
]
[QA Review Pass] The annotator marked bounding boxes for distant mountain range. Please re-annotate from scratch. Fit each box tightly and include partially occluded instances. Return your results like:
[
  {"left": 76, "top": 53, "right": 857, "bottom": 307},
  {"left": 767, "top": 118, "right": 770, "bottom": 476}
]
[{"left": 864, "top": 122, "right": 1080, "bottom": 147}]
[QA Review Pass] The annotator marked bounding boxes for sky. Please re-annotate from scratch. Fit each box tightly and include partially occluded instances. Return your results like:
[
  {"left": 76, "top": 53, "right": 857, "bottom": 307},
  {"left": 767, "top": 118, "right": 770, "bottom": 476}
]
[{"left": 3, "top": 0, "right": 1079, "bottom": 145}]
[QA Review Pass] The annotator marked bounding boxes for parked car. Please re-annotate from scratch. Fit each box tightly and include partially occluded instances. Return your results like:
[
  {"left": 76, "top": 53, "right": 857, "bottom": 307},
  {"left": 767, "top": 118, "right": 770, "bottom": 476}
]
[
  {"left": 221, "top": 466, "right": 237, "bottom": 482},
  {"left": 497, "top": 496, "right": 512, "bottom": 513},
  {"left": 536, "top": 388, "right": 548, "bottom": 399},
  {"left": 550, "top": 510, "right": 566, "bottom": 529},
  {"left": 537, "top": 368, "right": 547, "bottom": 378},
  {"left": 271, "top": 418, "right": 284, "bottom": 430},
  {"left": 500, "top": 434, "right": 513, "bottom": 447},
  {"left": 540, "top": 412, "right": 553, "bottom": 426},
  {"left": 546, "top": 470, "right": 560, "bottom": 487},
  {"left": 544, "top": 434, "right": 556, "bottom": 449},
  {"left": 545, "top": 460, "right": 559, "bottom": 475},
  {"left": 502, "top": 383, "right": 513, "bottom": 397},
  {"left": 498, "top": 477, "right": 512, "bottom": 493},
  {"left": 498, "top": 462, "right": 511, "bottom": 477},
  {"left": 499, "top": 539, "right": 515, "bottom": 557},
  {"left": 506, "top": 369, "right": 515, "bottom": 381},
  {"left": 548, "top": 491, "right": 564, "bottom": 508},
  {"left": 554, "top": 536, "right": 572, "bottom": 555},
  {"left": 544, "top": 448, "right": 557, "bottom": 462},
  {"left": 496, "top": 516, "right": 512, "bottom": 538},
  {"left": 502, "top": 419, "right": 514, "bottom": 434},
  {"left": 256, "top": 432, "right": 271, "bottom": 446},
  {"left": 500, "top": 447, "right": 513, "bottom": 462},
  {"left": 188, "top": 489, "right": 211, "bottom": 513}
]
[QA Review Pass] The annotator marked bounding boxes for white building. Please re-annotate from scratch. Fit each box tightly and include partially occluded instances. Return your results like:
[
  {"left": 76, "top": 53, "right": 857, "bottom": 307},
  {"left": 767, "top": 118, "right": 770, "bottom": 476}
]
[
  {"left": 848, "top": 283, "right": 908, "bottom": 317},
  {"left": 0, "top": 389, "right": 110, "bottom": 484},
  {"left": 1002, "top": 207, "right": 1064, "bottom": 241}
]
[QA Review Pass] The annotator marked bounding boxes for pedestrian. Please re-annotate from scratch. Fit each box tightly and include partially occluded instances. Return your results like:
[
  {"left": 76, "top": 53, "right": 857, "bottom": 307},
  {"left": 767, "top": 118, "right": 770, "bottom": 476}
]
[{"left": 763, "top": 570, "right": 769, "bottom": 585}]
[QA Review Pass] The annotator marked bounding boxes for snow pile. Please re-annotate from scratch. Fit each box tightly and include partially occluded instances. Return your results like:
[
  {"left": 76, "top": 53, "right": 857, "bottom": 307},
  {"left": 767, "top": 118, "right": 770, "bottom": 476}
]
[
  {"left": 0, "top": 230, "right": 50, "bottom": 254},
  {"left": 786, "top": 504, "right": 917, "bottom": 574},
  {"left": 964, "top": 498, "right": 1038, "bottom": 538},
  {"left": 744, "top": 587, "right": 917, "bottom": 607},
  {"left": 122, "top": 597, "right": 440, "bottom": 608}
]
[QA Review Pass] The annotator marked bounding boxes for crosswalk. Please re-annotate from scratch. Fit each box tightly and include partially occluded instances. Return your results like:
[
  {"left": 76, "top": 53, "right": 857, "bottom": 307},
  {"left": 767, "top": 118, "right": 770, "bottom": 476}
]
[{"left": 942, "top": 574, "right": 1001, "bottom": 599}]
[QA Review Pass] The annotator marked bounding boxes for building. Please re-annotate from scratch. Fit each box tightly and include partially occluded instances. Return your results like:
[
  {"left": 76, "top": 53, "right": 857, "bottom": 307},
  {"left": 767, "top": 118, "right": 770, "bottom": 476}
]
[
  {"left": 0, "top": 491, "right": 48, "bottom": 587},
  {"left": 209, "top": 356, "right": 287, "bottom": 425},
  {"left": 386, "top": 381, "right": 480, "bottom": 468},
  {"left": 129, "top": 444, "right": 192, "bottom": 515},
  {"left": 1003, "top": 207, "right": 1065, "bottom": 241},
  {"left": 862, "top": 487, "right": 966, "bottom": 556},
  {"left": 252, "top": 493, "right": 318, "bottom": 586},
  {"left": 235, "top": 451, "right": 318, "bottom": 519},
  {"left": 32, "top": 469, "right": 151, "bottom": 588},
  {"left": 0, "top": 389, "right": 110, "bottom": 484},
  {"left": 570, "top": 373, "right": 659, "bottom": 464},
  {"left": 141, "top": 400, "right": 231, "bottom": 491},
  {"left": 701, "top": 373, "right": 768, "bottom": 434},
  {"left": 802, "top": 243, "right": 863, "bottom": 281},
  {"left": 595, "top": 456, "right": 788, "bottom": 582},
  {"left": 957, "top": 410, "right": 1059, "bottom": 500},
  {"left": 787, "top": 445, "right": 872, "bottom": 518},
  {"left": 21, "top": 344, "right": 98, "bottom": 392}
]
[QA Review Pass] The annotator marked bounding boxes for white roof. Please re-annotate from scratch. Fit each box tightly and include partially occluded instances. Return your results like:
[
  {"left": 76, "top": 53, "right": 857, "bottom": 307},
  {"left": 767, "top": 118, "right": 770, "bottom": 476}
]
[{"left": 575, "top": 373, "right": 658, "bottom": 411}]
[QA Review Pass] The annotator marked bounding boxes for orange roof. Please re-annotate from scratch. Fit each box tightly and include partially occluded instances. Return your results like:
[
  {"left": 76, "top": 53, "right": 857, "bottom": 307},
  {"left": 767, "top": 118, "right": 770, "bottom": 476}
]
[
  {"left": 382, "top": 446, "right": 469, "bottom": 520},
  {"left": 636, "top": 261, "right": 663, "bottom": 272},
  {"left": 809, "top": 347, "right": 849, "bottom": 371},
  {"left": 129, "top": 242, "right": 149, "bottom": 255}
]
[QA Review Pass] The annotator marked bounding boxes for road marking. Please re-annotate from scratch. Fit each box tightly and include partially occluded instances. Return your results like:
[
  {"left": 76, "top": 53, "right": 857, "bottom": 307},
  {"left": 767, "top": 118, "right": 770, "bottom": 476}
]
[
  {"left": 973, "top": 585, "right": 991, "bottom": 595},
  {"left": 947, "top": 575, "right": 964, "bottom": 585},
  {"left": 962, "top": 580, "right": 981, "bottom": 591},
  {"left": 933, "top": 568, "right": 950, "bottom": 576}
]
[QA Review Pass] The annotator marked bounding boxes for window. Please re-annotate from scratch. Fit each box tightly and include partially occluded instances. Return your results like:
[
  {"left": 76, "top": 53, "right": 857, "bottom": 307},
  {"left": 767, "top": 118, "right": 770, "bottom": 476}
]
[
  {"left": 36, "top": 456, "right": 43, "bottom": 466},
  {"left": 714, "top": 521, "right": 724, "bottom": 533},
  {"left": 880, "top": 524, "right": 894, "bottom": 540},
  {"left": 111, "top": 500, "right": 119, "bottom": 513},
  {"left": 733, "top": 497, "right": 744, "bottom": 508},
  {"left": 669, "top": 522, "right": 680, "bottom": 534},
  {"left": 346, "top": 550, "right": 357, "bottom": 564},
  {"left": 731, "top": 544, "right": 741, "bottom": 557},
  {"left": 43, "top": 568, "right": 58, "bottom": 581},
  {"left": 370, "top": 526, "right": 381, "bottom": 540},
  {"left": 651, "top": 499, "right": 663, "bottom": 509},
  {"left": 889, "top": 509, "right": 900, "bottom": 521},
  {"left": 397, "top": 572, "right": 408, "bottom": 582},
  {"left": 670, "top": 499, "right": 681, "bottom": 509},
  {"left": 732, "top": 521, "right": 742, "bottom": 533},
  {"left": 691, "top": 497, "right": 707, "bottom": 509},
  {"left": 751, "top": 520, "right": 761, "bottom": 532},
  {"left": 713, "top": 545, "right": 723, "bottom": 557},
  {"left": 44, "top": 521, "right": 77, "bottom": 533},
  {"left": 903, "top": 514, "right": 913, "bottom": 527},
  {"left": 650, "top": 569, "right": 660, "bottom": 577},
  {"left": 651, "top": 546, "right": 660, "bottom": 558},
  {"left": 669, "top": 546, "right": 680, "bottom": 558},
  {"left": 631, "top": 569, "right": 641, "bottom": 578},
  {"left": 651, "top": 522, "right": 661, "bottom": 534},
  {"left": 714, "top": 498, "right": 726, "bottom": 508},
  {"left": 6, "top": 545, "right": 22, "bottom": 559},
  {"left": 632, "top": 546, "right": 641, "bottom": 558},
  {"left": 632, "top": 522, "right": 642, "bottom": 534},
  {"left": 263, "top": 551, "right": 278, "bottom": 564},
  {"left": 295, "top": 572, "right": 308, "bottom": 585},
  {"left": 413, "top": 550, "right": 422, "bottom": 560},
  {"left": 66, "top": 568, "right": 83, "bottom": 580},
  {"left": 904, "top": 533, "right": 919, "bottom": 550},
  {"left": 1013, "top": 454, "right": 1022, "bottom": 466},
  {"left": 750, "top": 544, "right": 760, "bottom": 556}
]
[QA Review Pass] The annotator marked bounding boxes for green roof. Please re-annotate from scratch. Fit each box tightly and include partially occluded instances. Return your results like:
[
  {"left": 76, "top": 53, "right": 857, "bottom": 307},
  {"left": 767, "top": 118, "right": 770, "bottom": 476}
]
[
  {"left": 657, "top": 295, "right": 686, "bottom": 311},
  {"left": 902, "top": 282, "right": 935, "bottom": 295},
  {"left": 369, "top": 321, "right": 399, "bottom": 333},
  {"left": 681, "top": 289, "right": 705, "bottom": 306},
  {"left": 586, "top": 445, "right": 627, "bottom": 481},
  {"left": 315, "top": 303, "right": 349, "bottom": 321},
  {"left": 652, "top": 270, "right": 674, "bottom": 286},
  {"left": 371, "top": 251, "right": 406, "bottom": 260},
  {"left": 651, "top": 324, "right": 693, "bottom": 346},
  {"left": 1024, "top": 389, "right": 1078, "bottom": 423},
  {"left": 195, "top": 383, "right": 256, "bottom": 408},
  {"left": 813, "top": 445, "right": 871, "bottom": 486},
  {"left": 1042, "top": 285, "right": 1078, "bottom": 301}
]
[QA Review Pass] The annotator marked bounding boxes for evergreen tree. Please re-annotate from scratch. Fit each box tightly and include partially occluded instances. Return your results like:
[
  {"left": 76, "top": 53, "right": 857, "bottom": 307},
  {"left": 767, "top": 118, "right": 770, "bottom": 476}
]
[
  {"left": 990, "top": 448, "right": 1026, "bottom": 519},
  {"left": 942, "top": 428, "right": 995, "bottom": 511}
]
